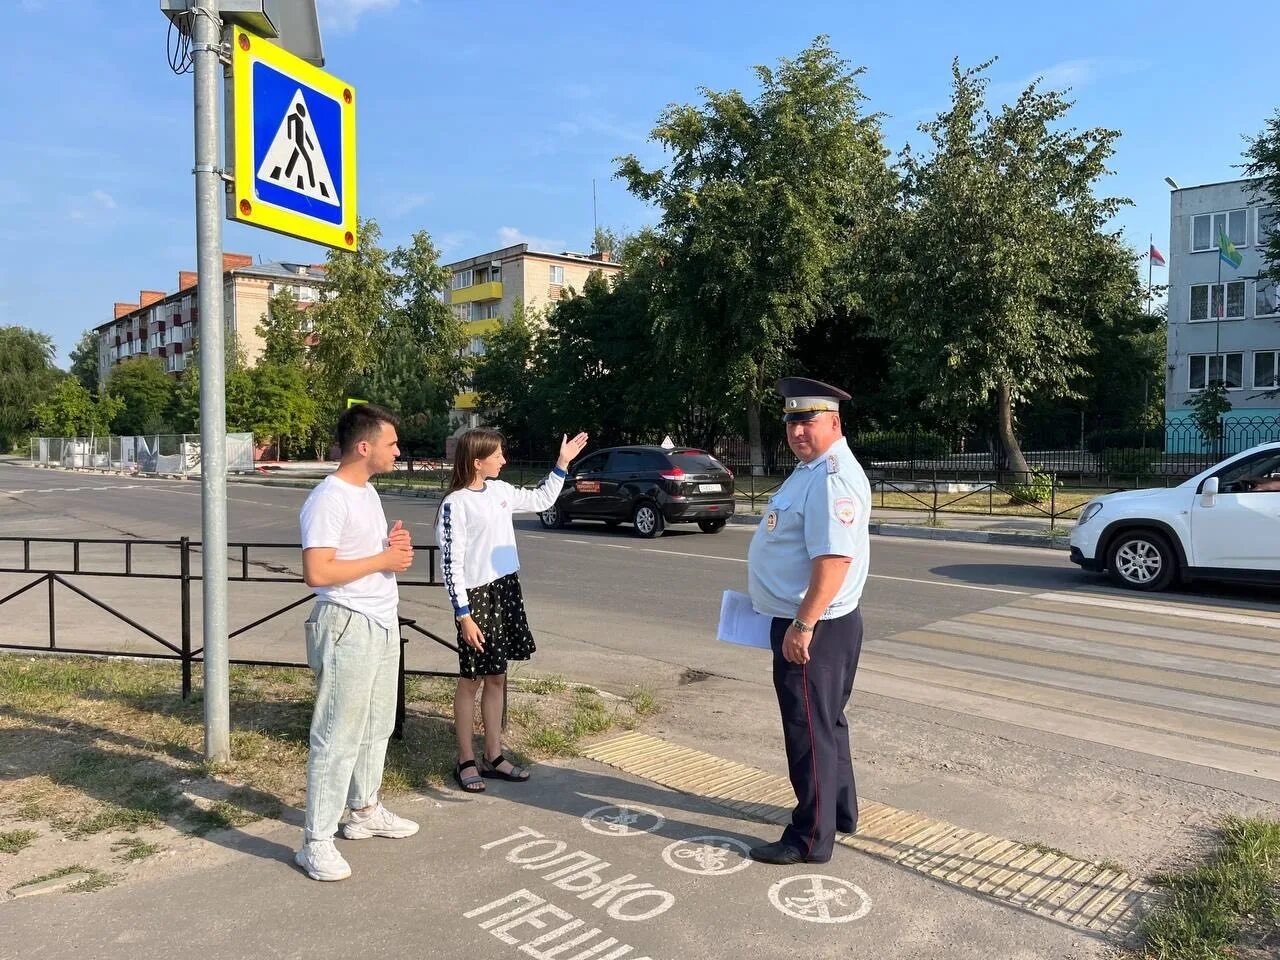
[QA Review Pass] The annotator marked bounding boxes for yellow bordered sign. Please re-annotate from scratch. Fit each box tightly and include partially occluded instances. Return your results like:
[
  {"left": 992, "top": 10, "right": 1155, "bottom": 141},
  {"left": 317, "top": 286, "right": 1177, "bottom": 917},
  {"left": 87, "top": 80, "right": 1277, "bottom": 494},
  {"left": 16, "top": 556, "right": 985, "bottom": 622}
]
[{"left": 228, "top": 28, "right": 357, "bottom": 250}]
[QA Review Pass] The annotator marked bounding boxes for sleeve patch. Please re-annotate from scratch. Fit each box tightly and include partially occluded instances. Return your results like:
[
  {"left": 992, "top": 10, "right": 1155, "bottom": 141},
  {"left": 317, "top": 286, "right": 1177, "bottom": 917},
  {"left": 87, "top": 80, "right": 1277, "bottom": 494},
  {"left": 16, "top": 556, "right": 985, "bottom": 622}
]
[{"left": 834, "top": 496, "right": 856, "bottom": 527}]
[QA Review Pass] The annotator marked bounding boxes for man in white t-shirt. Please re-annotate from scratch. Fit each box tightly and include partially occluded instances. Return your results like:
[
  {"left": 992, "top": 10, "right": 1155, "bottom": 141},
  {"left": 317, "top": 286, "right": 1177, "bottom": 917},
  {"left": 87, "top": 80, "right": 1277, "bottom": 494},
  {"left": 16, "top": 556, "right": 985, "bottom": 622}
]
[{"left": 295, "top": 403, "right": 418, "bottom": 882}]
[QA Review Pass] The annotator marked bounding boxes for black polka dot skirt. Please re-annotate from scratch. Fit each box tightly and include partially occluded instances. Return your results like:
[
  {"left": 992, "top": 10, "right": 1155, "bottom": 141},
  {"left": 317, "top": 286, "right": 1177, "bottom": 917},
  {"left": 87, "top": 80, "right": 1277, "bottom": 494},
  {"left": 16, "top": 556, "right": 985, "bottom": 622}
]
[{"left": 456, "top": 572, "right": 536, "bottom": 679}]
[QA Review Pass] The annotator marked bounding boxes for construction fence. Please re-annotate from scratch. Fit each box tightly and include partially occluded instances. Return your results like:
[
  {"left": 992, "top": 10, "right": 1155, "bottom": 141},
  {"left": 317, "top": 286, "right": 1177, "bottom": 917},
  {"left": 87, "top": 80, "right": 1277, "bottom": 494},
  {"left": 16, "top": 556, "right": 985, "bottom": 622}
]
[{"left": 29, "top": 433, "right": 256, "bottom": 477}]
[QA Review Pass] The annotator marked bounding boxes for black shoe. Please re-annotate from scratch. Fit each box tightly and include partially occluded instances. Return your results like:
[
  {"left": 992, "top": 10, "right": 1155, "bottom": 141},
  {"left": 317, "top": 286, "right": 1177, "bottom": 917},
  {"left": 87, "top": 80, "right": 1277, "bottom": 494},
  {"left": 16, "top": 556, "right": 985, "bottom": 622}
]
[{"left": 749, "top": 841, "right": 830, "bottom": 865}]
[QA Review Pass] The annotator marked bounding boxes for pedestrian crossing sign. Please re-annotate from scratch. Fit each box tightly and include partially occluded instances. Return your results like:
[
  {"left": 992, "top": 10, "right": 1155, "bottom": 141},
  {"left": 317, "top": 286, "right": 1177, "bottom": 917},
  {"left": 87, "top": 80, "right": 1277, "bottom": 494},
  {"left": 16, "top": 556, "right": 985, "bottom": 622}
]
[{"left": 229, "top": 27, "right": 357, "bottom": 250}]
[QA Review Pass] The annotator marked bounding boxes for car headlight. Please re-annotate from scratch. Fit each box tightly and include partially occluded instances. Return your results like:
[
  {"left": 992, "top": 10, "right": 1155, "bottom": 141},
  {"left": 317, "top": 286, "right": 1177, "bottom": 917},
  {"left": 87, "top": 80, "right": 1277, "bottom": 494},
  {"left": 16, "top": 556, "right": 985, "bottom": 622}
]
[{"left": 1078, "top": 502, "right": 1103, "bottom": 525}]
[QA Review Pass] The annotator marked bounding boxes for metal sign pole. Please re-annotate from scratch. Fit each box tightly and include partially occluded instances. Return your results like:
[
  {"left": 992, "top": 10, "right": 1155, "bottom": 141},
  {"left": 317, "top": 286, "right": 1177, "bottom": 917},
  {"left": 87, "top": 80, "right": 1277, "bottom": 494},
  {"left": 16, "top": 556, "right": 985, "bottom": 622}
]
[{"left": 192, "top": 1, "right": 230, "bottom": 762}]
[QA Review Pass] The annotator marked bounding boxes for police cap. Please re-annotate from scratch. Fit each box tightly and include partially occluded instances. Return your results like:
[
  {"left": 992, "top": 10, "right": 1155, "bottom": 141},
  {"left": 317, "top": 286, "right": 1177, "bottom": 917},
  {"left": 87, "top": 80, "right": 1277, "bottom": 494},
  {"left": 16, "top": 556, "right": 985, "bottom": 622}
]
[{"left": 777, "top": 377, "right": 851, "bottom": 423}]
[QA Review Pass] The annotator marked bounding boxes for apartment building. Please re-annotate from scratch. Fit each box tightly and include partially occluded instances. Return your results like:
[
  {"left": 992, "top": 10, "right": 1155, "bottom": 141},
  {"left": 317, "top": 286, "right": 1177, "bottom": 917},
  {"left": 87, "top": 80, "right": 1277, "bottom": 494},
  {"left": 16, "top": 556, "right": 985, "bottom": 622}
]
[
  {"left": 444, "top": 243, "right": 623, "bottom": 429},
  {"left": 1166, "top": 178, "right": 1279, "bottom": 434},
  {"left": 95, "top": 254, "right": 327, "bottom": 384}
]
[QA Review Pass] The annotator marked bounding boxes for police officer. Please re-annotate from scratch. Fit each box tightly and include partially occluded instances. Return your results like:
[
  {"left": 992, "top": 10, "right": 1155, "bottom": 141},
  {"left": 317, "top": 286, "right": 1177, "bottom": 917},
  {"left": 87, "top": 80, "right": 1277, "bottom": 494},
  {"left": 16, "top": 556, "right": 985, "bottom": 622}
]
[{"left": 746, "top": 377, "right": 871, "bottom": 865}]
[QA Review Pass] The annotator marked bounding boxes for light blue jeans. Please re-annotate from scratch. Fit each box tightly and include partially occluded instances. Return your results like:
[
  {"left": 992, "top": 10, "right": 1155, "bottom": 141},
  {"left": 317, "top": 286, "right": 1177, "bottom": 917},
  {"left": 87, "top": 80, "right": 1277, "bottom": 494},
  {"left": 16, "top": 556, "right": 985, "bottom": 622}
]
[{"left": 303, "top": 601, "right": 399, "bottom": 842}]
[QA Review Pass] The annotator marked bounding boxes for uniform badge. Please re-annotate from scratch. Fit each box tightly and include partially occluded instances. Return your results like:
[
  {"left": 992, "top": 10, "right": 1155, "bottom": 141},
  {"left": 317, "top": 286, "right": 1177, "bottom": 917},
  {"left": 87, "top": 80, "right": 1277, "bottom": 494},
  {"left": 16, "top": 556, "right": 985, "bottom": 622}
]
[
  {"left": 834, "top": 497, "right": 856, "bottom": 527},
  {"left": 826, "top": 454, "right": 839, "bottom": 475},
  {"left": 766, "top": 510, "right": 778, "bottom": 532}
]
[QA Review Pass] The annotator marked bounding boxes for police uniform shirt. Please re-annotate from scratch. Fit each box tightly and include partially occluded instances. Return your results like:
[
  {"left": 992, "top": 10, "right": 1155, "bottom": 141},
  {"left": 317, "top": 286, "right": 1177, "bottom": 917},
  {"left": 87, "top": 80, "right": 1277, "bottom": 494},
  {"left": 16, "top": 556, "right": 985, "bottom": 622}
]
[{"left": 747, "top": 436, "right": 871, "bottom": 619}]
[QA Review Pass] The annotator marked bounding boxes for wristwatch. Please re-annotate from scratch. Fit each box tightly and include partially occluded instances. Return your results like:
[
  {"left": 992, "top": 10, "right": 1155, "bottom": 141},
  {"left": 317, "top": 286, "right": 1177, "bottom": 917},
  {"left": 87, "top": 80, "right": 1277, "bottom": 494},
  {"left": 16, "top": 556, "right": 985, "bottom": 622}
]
[{"left": 790, "top": 617, "right": 813, "bottom": 634}]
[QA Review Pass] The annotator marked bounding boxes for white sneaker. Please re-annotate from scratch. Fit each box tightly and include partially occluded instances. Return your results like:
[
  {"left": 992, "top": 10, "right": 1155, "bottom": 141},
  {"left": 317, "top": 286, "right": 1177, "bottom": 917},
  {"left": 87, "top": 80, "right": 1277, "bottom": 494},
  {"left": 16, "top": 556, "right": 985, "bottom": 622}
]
[
  {"left": 295, "top": 839, "right": 351, "bottom": 881},
  {"left": 340, "top": 803, "right": 419, "bottom": 840}
]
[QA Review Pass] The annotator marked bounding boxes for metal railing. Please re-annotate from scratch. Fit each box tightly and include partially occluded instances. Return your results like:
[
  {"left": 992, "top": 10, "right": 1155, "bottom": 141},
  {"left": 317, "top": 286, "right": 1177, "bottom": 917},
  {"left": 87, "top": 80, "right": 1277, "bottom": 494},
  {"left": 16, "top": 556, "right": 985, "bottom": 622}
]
[{"left": 0, "top": 536, "right": 457, "bottom": 737}]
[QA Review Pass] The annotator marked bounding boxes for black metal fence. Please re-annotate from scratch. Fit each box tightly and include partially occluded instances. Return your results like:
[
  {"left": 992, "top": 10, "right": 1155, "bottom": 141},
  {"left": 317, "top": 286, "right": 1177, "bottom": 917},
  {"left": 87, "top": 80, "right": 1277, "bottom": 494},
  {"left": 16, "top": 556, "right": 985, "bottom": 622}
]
[{"left": 0, "top": 536, "right": 458, "bottom": 737}]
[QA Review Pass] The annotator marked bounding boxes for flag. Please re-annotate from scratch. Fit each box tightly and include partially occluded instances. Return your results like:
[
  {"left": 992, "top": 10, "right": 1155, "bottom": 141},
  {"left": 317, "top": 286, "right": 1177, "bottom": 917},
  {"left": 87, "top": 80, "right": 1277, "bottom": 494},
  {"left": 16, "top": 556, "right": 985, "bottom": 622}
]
[
  {"left": 1149, "top": 244, "right": 1166, "bottom": 267},
  {"left": 1218, "top": 231, "right": 1243, "bottom": 269}
]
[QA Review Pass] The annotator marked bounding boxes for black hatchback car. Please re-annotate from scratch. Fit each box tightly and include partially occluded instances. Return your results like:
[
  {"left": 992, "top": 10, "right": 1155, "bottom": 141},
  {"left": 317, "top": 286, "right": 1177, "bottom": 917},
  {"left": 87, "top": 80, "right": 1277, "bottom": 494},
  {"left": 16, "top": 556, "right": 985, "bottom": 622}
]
[{"left": 538, "top": 445, "right": 735, "bottom": 537}]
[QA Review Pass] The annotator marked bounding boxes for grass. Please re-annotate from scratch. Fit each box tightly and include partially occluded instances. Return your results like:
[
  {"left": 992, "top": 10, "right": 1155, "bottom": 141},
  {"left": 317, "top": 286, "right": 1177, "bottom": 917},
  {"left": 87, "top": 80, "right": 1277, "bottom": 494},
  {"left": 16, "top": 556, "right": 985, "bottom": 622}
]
[
  {"left": 111, "top": 837, "right": 162, "bottom": 863},
  {"left": 1, "top": 655, "right": 658, "bottom": 857},
  {"left": 0, "top": 829, "right": 39, "bottom": 854},
  {"left": 9, "top": 863, "right": 117, "bottom": 894},
  {"left": 1132, "top": 816, "right": 1280, "bottom": 960},
  {"left": 625, "top": 686, "right": 660, "bottom": 718},
  {"left": 1022, "top": 841, "right": 1070, "bottom": 858}
]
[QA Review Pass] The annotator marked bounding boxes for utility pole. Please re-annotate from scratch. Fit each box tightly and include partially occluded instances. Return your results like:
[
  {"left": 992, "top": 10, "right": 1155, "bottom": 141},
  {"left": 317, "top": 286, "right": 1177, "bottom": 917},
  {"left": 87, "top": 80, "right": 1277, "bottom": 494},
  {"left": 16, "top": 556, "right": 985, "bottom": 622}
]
[{"left": 192, "top": 1, "right": 230, "bottom": 762}]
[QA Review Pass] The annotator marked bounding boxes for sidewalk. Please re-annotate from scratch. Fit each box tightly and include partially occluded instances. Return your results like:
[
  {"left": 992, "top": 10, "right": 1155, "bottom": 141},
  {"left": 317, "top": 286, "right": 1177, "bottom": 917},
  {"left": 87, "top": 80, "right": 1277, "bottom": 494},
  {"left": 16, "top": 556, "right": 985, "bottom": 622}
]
[{"left": 2, "top": 737, "right": 1133, "bottom": 960}]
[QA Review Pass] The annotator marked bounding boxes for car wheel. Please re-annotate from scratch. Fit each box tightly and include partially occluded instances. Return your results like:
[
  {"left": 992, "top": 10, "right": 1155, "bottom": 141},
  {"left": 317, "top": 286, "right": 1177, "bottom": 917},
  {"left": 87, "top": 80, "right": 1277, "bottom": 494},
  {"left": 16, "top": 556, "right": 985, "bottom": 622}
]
[
  {"left": 632, "top": 502, "right": 665, "bottom": 538},
  {"left": 539, "top": 505, "right": 567, "bottom": 529},
  {"left": 697, "top": 519, "right": 726, "bottom": 534},
  {"left": 1106, "top": 529, "right": 1177, "bottom": 591}
]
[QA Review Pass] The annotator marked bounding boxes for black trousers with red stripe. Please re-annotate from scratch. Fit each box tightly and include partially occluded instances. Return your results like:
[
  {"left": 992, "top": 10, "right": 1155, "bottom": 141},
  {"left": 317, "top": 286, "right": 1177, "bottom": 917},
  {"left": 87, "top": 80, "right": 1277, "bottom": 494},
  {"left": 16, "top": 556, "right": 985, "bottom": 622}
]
[{"left": 770, "top": 607, "right": 864, "bottom": 862}]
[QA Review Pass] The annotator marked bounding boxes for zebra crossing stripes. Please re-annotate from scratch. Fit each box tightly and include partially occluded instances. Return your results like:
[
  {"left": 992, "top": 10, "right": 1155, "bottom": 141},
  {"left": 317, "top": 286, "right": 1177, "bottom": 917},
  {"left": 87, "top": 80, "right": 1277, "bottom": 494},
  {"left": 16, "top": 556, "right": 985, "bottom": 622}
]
[{"left": 860, "top": 590, "right": 1280, "bottom": 782}]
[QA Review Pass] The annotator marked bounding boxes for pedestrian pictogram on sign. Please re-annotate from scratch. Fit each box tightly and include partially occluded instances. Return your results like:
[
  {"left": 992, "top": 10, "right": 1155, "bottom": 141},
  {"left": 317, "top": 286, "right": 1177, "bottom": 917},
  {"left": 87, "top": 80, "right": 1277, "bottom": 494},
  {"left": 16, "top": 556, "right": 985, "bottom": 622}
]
[
  {"left": 228, "top": 28, "right": 357, "bottom": 250},
  {"left": 257, "top": 91, "right": 338, "bottom": 204}
]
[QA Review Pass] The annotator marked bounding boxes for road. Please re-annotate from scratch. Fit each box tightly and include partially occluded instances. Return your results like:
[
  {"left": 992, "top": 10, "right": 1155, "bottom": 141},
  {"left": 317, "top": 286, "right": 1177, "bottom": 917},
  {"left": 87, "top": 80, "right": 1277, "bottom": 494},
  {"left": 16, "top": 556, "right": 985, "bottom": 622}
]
[{"left": 3, "top": 460, "right": 1278, "bottom": 882}]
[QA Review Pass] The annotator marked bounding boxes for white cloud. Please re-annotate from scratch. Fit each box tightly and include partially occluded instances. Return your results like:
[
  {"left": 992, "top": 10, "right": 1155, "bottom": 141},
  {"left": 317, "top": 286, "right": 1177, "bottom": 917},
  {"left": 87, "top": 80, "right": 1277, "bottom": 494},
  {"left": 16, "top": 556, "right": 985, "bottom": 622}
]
[
  {"left": 92, "top": 190, "right": 117, "bottom": 210},
  {"left": 389, "top": 192, "right": 430, "bottom": 218},
  {"left": 317, "top": 0, "right": 399, "bottom": 33},
  {"left": 497, "top": 226, "right": 566, "bottom": 252},
  {"left": 991, "top": 57, "right": 1146, "bottom": 102}
]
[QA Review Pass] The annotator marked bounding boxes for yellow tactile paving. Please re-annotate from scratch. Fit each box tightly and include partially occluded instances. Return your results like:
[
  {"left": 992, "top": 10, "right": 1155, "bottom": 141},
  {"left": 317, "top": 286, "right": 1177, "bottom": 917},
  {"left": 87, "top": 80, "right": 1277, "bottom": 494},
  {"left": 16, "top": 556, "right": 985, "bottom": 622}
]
[{"left": 580, "top": 732, "right": 1156, "bottom": 939}]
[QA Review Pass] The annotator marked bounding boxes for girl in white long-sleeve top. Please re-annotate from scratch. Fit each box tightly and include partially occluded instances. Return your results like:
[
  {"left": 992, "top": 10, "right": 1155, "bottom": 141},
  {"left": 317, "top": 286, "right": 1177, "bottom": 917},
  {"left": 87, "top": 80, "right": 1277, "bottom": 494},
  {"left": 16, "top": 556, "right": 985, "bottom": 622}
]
[{"left": 436, "top": 427, "right": 589, "bottom": 794}]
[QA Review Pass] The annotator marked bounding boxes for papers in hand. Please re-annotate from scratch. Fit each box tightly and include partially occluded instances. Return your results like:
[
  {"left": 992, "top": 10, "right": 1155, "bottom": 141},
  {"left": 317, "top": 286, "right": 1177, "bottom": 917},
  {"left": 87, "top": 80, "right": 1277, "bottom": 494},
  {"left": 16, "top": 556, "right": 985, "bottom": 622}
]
[{"left": 717, "top": 590, "right": 773, "bottom": 650}]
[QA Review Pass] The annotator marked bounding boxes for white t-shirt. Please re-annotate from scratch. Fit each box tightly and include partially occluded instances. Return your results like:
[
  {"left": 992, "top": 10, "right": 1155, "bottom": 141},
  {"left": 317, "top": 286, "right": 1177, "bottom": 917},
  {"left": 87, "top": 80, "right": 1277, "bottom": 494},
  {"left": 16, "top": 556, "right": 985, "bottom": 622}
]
[
  {"left": 300, "top": 474, "right": 399, "bottom": 628},
  {"left": 436, "top": 470, "right": 566, "bottom": 615}
]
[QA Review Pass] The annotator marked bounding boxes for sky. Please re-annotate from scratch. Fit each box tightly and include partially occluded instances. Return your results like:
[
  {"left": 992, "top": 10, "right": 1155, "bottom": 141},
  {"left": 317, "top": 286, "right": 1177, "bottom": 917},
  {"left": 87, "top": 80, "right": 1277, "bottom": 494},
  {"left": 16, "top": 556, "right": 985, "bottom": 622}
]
[{"left": 2, "top": 0, "right": 1278, "bottom": 366}]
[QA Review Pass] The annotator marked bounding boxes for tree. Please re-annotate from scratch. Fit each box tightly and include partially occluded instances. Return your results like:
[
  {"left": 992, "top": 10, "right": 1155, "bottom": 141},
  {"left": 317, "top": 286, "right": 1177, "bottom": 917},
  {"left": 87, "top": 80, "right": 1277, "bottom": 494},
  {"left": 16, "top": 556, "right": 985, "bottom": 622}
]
[
  {"left": 256, "top": 288, "right": 309, "bottom": 366},
  {"left": 33, "top": 377, "right": 123, "bottom": 437},
  {"left": 105, "top": 357, "right": 177, "bottom": 435},
  {"left": 1244, "top": 108, "right": 1280, "bottom": 283},
  {"left": 307, "top": 219, "right": 465, "bottom": 451},
  {"left": 617, "top": 37, "right": 895, "bottom": 471},
  {"left": 0, "top": 326, "right": 61, "bottom": 450},
  {"left": 883, "top": 59, "right": 1125, "bottom": 474},
  {"left": 68, "top": 329, "right": 100, "bottom": 393},
  {"left": 592, "top": 226, "right": 621, "bottom": 259},
  {"left": 472, "top": 299, "right": 550, "bottom": 449}
]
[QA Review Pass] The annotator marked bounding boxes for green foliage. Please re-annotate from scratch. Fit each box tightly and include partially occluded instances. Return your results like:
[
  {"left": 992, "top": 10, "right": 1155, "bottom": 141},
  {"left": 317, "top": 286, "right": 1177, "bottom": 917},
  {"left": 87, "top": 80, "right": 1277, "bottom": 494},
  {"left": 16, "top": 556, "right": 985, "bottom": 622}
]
[
  {"left": 1244, "top": 109, "right": 1280, "bottom": 286},
  {"left": 1101, "top": 447, "right": 1158, "bottom": 477},
  {"left": 105, "top": 357, "right": 177, "bottom": 435},
  {"left": 616, "top": 36, "right": 896, "bottom": 462},
  {"left": 1189, "top": 383, "right": 1233, "bottom": 448},
  {"left": 883, "top": 58, "right": 1125, "bottom": 472},
  {"left": 256, "top": 288, "right": 308, "bottom": 366},
  {"left": 850, "top": 430, "right": 949, "bottom": 462},
  {"left": 1139, "top": 816, "right": 1280, "bottom": 960},
  {"left": 308, "top": 220, "right": 464, "bottom": 453},
  {"left": 68, "top": 329, "right": 100, "bottom": 393},
  {"left": 0, "top": 325, "right": 60, "bottom": 450},
  {"left": 33, "top": 378, "right": 123, "bottom": 437},
  {"left": 1007, "top": 471, "right": 1055, "bottom": 506}
]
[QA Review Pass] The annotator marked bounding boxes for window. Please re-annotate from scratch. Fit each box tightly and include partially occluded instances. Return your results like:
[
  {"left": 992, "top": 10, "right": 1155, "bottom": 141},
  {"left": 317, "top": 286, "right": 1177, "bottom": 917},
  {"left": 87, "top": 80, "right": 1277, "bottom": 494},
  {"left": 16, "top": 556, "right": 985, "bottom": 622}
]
[
  {"left": 452, "top": 269, "right": 473, "bottom": 290},
  {"left": 1216, "top": 450, "right": 1280, "bottom": 492},
  {"left": 1258, "top": 205, "right": 1277, "bottom": 246},
  {"left": 1191, "top": 209, "right": 1247, "bottom": 252},
  {"left": 486, "top": 265, "right": 502, "bottom": 282},
  {"left": 485, "top": 303, "right": 501, "bottom": 320},
  {"left": 1188, "top": 352, "right": 1243, "bottom": 390},
  {"left": 469, "top": 302, "right": 485, "bottom": 321},
  {"left": 549, "top": 265, "right": 564, "bottom": 285},
  {"left": 606, "top": 449, "right": 669, "bottom": 473},
  {"left": 571, "top": 452, "right": 609, "bottom": 475},
  {"left": 1189, "top": 281, "right": 1246, "bottom": 321},
  {"left": 1254, "top": 351, "right": 1280, "bottom": 390},
  {"left": 469, "top": 337, "right": 487, "bottom": 356},
  {"left": 1257, "top": 280, "right": 1280, "bottom": 318}
]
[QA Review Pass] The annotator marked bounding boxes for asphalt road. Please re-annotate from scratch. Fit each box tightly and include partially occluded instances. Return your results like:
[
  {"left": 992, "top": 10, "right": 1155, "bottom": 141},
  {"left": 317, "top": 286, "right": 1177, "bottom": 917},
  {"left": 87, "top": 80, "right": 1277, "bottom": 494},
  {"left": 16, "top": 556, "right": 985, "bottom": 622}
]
[{"left": 3, "top": 461, "right": 1278, "bottom": 886}]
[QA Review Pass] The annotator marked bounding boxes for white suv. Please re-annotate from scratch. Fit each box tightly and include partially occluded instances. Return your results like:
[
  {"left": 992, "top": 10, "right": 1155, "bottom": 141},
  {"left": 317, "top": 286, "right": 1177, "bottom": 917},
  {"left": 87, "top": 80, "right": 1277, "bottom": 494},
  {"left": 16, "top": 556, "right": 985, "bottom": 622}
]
[{"left": 1070, "top": 441, "right": 1280, "bottom": 591}]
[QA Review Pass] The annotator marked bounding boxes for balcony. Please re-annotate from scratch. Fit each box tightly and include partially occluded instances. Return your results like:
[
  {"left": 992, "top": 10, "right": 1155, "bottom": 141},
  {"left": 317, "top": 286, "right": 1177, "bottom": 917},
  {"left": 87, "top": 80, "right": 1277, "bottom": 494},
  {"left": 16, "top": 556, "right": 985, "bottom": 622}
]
[
  {"left": 463, "top": 318, "right": 501, "bottom": 336},
  {"left": 449, "top": 281, "right": 503, "bottom": 305},
  {"left": 454, "top": 391, "right": 478, "bottom": 410}
]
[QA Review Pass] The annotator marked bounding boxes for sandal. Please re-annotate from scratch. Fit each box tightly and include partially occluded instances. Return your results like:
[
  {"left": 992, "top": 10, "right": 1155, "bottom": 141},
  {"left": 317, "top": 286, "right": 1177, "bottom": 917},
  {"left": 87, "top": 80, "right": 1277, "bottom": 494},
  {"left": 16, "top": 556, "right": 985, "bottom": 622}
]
[
  {"left": 482, "top": 753, "right": 531, "bottom": 782},
  {"left": 453, "top": 760, "right": 486, "bottom": 793}
]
